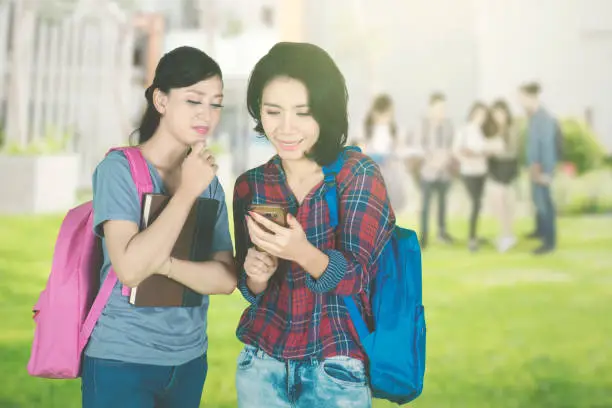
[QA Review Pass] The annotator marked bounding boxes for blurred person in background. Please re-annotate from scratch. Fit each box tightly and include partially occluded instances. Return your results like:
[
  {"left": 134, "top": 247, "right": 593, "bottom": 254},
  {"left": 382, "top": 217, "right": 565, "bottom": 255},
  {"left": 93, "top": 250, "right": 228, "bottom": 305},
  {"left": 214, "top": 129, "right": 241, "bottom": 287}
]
[
  {"left": 414, "top": 92, "right": 456, "bottom": 249},
  {"left": 362, "top": 94, "right": 407, "bottom": 211},
  {"left": 518, "top": 82, "right": 558, "bottom": 255},
  {"left": 453, "top": 102, "right": 498, "bottom": 252},
  {"left": 362, "top": 94, "right": 397, "bottom": 165},
  {"left": 488, "top": 99, "right": 520, "bottom": 253}
]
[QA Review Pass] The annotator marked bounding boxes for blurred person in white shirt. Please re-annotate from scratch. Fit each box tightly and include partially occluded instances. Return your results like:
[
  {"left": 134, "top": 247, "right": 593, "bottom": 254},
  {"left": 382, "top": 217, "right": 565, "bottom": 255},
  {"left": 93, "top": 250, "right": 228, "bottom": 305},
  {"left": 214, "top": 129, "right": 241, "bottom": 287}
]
[
  {"left": 360, "top": 94, "right": 407, "bottom": 211},
  {"left": 453, "top": 102, "right": 499, "bottom": 252}
]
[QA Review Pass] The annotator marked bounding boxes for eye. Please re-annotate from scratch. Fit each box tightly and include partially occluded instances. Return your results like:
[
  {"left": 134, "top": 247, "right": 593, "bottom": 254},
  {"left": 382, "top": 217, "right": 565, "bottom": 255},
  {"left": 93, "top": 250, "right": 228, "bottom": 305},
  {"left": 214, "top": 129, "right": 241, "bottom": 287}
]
[
  {"left": 296, "top": 112, "right": 312, "bottom": 117},
  {"left": 187, "top": 100, "right": 201, "bottom": 105},
  {"left": 265, "top": 111, "right": 281, "bottom": 116},
  {"left": 211, "top": 103, "right": 224, "bottom": 109}
]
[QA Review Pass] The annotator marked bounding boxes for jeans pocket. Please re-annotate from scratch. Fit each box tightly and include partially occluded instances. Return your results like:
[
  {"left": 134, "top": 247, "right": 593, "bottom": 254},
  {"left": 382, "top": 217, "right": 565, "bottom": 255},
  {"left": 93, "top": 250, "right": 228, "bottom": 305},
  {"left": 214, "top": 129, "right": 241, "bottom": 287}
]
[
  {"left": 237, "top": 345, "right": 256, "bottom": 371},
  {"left": 319, "top": 356, "right": 367, "bottom": 388}
]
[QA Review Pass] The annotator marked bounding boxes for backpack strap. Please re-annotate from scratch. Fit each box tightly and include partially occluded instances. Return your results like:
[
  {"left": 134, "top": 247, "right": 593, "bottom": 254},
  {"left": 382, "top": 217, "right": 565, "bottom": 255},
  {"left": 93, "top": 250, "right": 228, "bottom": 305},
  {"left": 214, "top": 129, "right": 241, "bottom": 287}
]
[
  {"left": 106, "top": 146, "right": 154, "bottom": 297},
  {"left": 80, "top": 263, "right": 122, "bottom": 352},
  {"left": 322, "top": 146, "right": 361, "bottom": 228},
  {"left": 110, "top": 147, "right": 154, "bottom": 196},
  {"left": 322, "top": 146, "right": 371, "bottom": 340}
]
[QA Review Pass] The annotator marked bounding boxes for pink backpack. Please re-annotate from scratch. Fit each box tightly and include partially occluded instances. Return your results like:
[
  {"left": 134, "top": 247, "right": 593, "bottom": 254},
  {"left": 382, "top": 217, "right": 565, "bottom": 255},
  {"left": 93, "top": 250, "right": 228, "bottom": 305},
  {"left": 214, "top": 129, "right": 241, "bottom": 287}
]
[{"left": 27, "top": 147, "right": 152, "bottom": 379}]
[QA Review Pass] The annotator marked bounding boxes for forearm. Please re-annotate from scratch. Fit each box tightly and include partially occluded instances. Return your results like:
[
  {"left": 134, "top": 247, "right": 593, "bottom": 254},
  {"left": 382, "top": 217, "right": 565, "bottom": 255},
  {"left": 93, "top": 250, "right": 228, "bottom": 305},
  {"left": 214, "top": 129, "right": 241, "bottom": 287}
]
[
  {"left": 296, "top": 243, "right": 330, "bottom": 280},
  {"left": 119, "top": 190, "right": 195, "bottom": 287},
  {"left": 169, "top": 258, "right": 236, "bottom": 295},
  {"left": 298, "top": 244, "right": 367, "bottom": 296}
]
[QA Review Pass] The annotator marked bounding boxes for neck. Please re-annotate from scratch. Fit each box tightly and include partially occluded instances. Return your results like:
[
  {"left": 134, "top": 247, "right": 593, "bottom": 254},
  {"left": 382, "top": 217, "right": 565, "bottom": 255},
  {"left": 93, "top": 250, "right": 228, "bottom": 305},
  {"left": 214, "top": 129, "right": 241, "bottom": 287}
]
[
  {"left": 140, "top": 126, "right": 189, "bottom": 172},
  {"left": 281, "top": 157, "right": 320, "bottom": 180}
]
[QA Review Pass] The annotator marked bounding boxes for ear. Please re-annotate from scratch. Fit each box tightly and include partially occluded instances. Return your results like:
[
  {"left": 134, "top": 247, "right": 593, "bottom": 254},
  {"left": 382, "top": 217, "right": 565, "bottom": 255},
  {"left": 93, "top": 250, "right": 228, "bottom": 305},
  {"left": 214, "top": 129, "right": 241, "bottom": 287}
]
[{"left": 153, "top": 88, "right": 168, "bottom": 115}]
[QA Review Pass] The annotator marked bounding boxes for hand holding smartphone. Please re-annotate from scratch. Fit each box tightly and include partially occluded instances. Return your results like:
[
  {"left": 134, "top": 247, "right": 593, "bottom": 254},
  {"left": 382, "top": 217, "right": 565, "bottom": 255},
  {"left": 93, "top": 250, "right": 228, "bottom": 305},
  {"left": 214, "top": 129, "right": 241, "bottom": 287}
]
[{"left": 248, "top": 204, "right": 288, "bottom": 252}]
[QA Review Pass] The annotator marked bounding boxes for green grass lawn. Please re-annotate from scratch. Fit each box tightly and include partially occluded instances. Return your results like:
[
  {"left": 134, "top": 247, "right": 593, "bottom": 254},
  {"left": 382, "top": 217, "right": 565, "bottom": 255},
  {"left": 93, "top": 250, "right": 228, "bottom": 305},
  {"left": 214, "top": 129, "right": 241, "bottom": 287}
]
[{"left": 1, "top": 213, "right": 611, "bottom": 407}]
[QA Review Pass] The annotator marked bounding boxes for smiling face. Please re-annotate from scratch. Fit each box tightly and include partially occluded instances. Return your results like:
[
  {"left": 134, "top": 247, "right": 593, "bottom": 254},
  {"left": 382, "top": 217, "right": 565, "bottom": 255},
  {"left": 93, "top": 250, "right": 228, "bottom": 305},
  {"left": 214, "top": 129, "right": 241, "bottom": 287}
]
[
  {"left": 259, "top": 76, "right": 320, "bottom": 161},
  {"left": 155, "top": 75, "right": 224, "bottom": 146}
]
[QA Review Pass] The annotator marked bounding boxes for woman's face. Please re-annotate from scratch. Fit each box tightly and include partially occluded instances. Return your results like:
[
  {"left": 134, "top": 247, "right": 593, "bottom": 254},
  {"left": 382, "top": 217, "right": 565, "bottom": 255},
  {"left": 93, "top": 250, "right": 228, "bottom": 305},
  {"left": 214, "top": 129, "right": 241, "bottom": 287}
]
[
  {"left": 471, "top": 107, "right": 486, "bottom": 126},
  {"left": 373, "top": 108, "right": 393, "bottom": 125},
  {"left": 492, "top": 108, "right": 508, "bottom": 126},
  {"left": 155, "top": 75, "right": 224, "bottom": 146},
  {"left": 260, "top": 76, "right": 320, "bottom": 161}
]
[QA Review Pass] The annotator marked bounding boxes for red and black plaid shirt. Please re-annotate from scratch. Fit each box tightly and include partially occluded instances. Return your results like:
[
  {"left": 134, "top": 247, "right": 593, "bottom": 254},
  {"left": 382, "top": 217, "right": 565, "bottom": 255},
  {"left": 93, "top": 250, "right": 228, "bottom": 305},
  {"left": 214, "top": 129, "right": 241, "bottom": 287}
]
[{"left": 233, "top": 149, "right": 395, "bottom": 361}]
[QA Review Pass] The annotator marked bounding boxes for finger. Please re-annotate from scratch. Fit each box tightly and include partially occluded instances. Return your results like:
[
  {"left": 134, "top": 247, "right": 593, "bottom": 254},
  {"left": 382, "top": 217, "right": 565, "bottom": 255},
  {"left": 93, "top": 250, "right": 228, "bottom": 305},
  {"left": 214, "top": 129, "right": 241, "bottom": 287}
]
[
  {"left": 285, "top": 213, "right": 302, "bottom": 230},
  {"left": 246, "top": 226, "right": 274, "bottom": 254},
  {"left": 200, "top": 149, "right": 213, "bottom": 160},
  {"left": 254, "top": 251, "right": 275, "bottom": 269},
  {"left": 248, "top": 211, "right": 285, "bottom": 235},
  {"left": 246, "top": 264, "right": 265, "bottom": 276},
  {"left": 247, "top": 216, "right": 277, "bottom": 244},
  {"left": 256, "top": 241, "right": 283, "bottom": 257},
  {"left": 248, "top": 232, "right": 267, "bottom": 253},
  {"left": 248, "top": 231, "right": 283, "bottom": 256},
  {"left": 191, "top": 142, "right": 206, "bottom": 155}
]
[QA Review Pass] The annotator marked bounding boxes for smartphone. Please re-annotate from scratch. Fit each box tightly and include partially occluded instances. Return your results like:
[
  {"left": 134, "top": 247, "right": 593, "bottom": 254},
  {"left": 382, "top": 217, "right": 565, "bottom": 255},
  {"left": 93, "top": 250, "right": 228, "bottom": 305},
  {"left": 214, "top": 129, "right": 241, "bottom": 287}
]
[{"left": 248, "top": 204, "right": 288, "bottom": 251}]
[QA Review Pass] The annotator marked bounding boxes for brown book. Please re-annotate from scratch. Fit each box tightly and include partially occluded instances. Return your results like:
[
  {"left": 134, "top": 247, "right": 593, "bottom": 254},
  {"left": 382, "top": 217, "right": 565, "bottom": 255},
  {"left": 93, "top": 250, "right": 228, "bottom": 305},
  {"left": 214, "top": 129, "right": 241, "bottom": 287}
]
[{"left": 129, "top": 193, "right": 220, "bottom": 307}]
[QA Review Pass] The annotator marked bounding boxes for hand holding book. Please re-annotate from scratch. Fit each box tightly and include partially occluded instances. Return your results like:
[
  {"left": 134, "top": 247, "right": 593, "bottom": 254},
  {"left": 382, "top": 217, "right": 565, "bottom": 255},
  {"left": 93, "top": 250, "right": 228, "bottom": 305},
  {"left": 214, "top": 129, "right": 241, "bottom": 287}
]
[{"left": 129, "top": 193, "right": 220, "bottom": 307}]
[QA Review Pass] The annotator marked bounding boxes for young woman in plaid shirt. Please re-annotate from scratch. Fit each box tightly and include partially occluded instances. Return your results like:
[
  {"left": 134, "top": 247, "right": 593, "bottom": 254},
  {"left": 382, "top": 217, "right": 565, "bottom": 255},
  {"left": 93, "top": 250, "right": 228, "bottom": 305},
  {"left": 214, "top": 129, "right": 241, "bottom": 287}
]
[{"left": 232, "top": 42, "right": 396, "bottom": 407}]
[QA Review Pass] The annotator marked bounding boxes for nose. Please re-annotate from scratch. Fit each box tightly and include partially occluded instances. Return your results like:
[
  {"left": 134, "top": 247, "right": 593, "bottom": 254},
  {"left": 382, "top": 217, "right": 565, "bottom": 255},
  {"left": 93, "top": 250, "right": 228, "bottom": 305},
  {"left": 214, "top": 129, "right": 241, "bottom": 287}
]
[
  {"left": 196, "top": 104, "right": 211, "bottom": 121},
  {"left": 281, "top": 112, "right": 293, "bottom": 132}
]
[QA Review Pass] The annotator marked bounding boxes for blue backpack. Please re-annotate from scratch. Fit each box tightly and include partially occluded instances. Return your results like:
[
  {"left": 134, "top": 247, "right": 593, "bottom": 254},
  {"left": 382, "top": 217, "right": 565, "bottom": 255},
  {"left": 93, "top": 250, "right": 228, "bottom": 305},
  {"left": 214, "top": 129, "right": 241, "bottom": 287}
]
[{"left": 323, "top": 146, "right": 426, "bottom": 405}]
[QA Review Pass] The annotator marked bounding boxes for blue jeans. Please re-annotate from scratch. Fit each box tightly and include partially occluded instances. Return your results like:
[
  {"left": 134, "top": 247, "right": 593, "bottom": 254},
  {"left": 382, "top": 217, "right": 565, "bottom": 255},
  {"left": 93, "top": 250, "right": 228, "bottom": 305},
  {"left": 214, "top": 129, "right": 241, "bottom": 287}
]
[
  {"left": 81, "top": 354, "right": 207, "bottom": 408},
  {"left": 235, "top": 345, "right": 371, "bottom": 408},
  {"left": 531, "top": 182, "right": 556, "bottom": 247}
]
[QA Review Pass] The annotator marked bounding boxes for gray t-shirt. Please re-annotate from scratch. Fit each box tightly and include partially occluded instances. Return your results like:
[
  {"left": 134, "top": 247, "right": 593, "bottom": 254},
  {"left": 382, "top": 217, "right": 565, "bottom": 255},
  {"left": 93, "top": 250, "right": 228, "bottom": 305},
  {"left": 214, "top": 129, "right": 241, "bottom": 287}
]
[{"left": 85, "top": 150, "right": 233, "bottom": 366}]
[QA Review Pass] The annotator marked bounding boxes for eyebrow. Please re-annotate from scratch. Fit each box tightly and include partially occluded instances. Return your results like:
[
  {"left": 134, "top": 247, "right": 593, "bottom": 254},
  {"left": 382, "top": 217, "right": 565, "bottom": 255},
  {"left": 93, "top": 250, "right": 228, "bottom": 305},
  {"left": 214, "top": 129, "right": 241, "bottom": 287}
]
[
  {"left": 262, "top": 103, "right": 309, "bottom": 109},
  {"left": 186, "top": 89, "right": 224, "bottom": 98}
]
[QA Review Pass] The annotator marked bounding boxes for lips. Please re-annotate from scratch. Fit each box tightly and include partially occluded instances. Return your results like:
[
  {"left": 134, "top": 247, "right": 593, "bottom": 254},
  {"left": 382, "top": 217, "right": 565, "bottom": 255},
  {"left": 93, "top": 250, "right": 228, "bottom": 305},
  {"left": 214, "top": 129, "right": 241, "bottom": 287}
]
[
  {"left": 193, "top": 126, "right": 209, "bottom": 135},
  {"left": 277, "top": 139, "right": 304, "bottom": 151}
]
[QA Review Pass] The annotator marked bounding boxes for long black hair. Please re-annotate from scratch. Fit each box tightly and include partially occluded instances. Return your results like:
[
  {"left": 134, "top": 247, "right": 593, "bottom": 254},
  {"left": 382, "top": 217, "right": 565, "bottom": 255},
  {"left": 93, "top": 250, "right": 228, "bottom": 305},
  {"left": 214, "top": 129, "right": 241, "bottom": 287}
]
[
  {"left": 467, "top": 101, "right": 498, "bottom": 138},
  {"left": 364, "top": 94, "right": 397, "bottom": 141},
  {"left": 491, "top": 98, "right": 514, "bottom": 146},
  {"left": 133, "top": 46, "right": 222, "bottom": 144}
]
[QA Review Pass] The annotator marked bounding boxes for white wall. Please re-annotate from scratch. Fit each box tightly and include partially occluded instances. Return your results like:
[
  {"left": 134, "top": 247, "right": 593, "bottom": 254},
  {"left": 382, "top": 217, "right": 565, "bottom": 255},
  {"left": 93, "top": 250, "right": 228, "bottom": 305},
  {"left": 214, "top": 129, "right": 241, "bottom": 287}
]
[
  {"left": 474, "top": 0, "right": 612, "bottom": 150},
  {"left": 301, "top": 0, "right": 612, "bottom": 151},
  {"left": 303, "top": 0, "right": 480, "bottom": 138}
]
